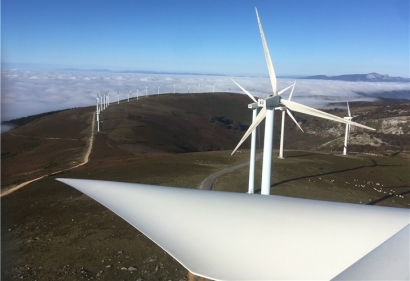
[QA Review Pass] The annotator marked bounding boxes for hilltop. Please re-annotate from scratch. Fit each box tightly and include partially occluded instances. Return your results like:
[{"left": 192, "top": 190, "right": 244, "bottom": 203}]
[
  {"left": 2, "top": 92, "right": 410, "bottom": 281},
  {"left": 2, "top": 93, "right": 410, "bottom": 191}
]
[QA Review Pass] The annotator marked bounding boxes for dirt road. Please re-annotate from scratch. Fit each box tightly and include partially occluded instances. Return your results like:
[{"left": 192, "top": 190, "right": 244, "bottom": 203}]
[
  {"left": 198, "top": 152, "right": 263, "bottom": 190},
  {"left": 1, "top": 112, "right": 96, "bottom": 197}
]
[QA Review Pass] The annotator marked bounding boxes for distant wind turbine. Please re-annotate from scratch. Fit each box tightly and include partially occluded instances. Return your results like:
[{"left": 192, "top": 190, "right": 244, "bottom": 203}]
[
  {"left": 158, "top": 85, "right": 160, "bottom": 95},
  {"left": 117, "top": 91, "right": 120, "bottom": 104},
  {"left": 96, "top": 97, "right": 100, "bottom": 132},
  {"left": 145, "top": 86, "right": 148, "bottom": 97},
  {"left": 213, "top": 84, "right": 215, "bottom": 93},
  {"left": 128, "top": 90, "right": 130, "bottom": 102},
  {"left": 188, "top": 85, "right": 190, "bottom": 93},
  {"left": 232, "top": 7, "right": 375, "bottom": 195},
  {"left": 137, "top": 87, "right": 139, "bottom": 100},
  {"left": 277, "top": 82, "right": 304, "bottom": 159},
  {"left": 174, "top": 84, "right": 176, "bottom": 94},
  {"left": 343, "top": 101, "right": 357, "bottom": 155}
]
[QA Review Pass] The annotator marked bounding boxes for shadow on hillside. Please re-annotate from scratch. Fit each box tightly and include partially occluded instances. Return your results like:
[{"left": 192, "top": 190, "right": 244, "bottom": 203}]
[
  {"left": 254, "top": 157, "right": 405, "bottom": 198},
  {"left": 367, "top": 188, "right": 410, "bottom": 205}
]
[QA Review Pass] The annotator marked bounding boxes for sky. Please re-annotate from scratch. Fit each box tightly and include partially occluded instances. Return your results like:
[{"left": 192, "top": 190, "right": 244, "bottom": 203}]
[
  {"left": 1, "top": 0, "right": 409, "bottom": 124},
  {"left": 2, "top": 0, "right": 409, "bottom": 77}
]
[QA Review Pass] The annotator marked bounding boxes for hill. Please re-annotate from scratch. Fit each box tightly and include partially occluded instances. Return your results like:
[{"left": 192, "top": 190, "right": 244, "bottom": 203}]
[
  {"left": 2, "top": 93, "right": 410, "bottom": 191},
  {"left": 2, "top": 92, "right": 410, "bottom": 281}
]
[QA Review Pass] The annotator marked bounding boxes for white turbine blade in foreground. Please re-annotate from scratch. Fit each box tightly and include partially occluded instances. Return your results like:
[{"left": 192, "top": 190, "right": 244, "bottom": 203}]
[
  {"left": 281, "top": 99, "right": 375, "bottom": 131},
  {"left": 286, "top": 109, "right": 304, "bottom": 132},
  {"left": 231, "top": 79, "right": 257, "bottom": 103},
  {"left": 255, "top": 7, "right": 277, "bottom": 95},
  {"left": 347, "top": 101, "right": 351, "bottom": 117},
  {"left": 232, "top": 106, "right": 267, "bottom": 155},
  {"left": 57, "top": 178, "right": 410, "bottom": 281}
]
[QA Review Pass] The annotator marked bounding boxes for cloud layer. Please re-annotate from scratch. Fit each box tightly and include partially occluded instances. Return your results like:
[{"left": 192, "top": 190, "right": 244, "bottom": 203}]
[{"left": 2, "top": 69, "right": 409, "bottom": 121}]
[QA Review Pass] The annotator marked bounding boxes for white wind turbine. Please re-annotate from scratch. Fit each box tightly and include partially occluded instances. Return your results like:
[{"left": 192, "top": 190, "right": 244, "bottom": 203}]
[
  {"left": 174, "top": 84, "right": 176, "bottom": 94},
  {"left": 145, "top": 86, "right": 148, "bottom": 97},
  {"left": 232, "top": 8, "right": 375, "bottom": 195},
  {"left": 157, "top": 85, "right": 160, "bottom": 95},
  {"left": 117, "top": 91, "right": 120, "bottom": 104},
  {"left": 232, "top": 79, "right": 296, "bottom": 193},
  {"left": 128, "top": 90, "right": 130, "bottom": 102},
  {"left": 101, "top": 93, "right": 106, "bottom": 110},
  {"left": 137, "top": 87, "right": 139, "bottom": 100},
  {"left": 277, "top": 81, "right": 304, "bottom": 159},
  {"left": 96, "top": 96, "right": 100, "bottom": 132},
  {"left": 107, "top": 91, "right": 110, "bottom": 108},
  {"left": 343, "top": 101, "right": 357, "bottom": 155}
]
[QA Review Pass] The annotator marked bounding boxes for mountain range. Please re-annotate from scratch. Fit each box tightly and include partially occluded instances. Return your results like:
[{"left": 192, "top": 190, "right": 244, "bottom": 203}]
[{"left": 300, "top": 73, "right": 410, "bottom": 82}]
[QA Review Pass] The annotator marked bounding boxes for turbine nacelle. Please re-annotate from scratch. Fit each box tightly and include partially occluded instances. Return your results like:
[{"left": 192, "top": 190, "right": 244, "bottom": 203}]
[{"left": 248, "top": 102, "right": 259, "bottom": 109}]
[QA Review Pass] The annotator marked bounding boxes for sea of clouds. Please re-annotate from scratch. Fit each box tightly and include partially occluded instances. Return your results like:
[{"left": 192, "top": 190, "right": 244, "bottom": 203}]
[{"left": 1, "top": 69, "right": 409, "bottom": 131}]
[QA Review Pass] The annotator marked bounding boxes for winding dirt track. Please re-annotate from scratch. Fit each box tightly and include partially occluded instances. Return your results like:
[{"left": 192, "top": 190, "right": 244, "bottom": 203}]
[
  {"left": 198, "top": 152, "right": 263, "bottom": 190},
  {"left": 1, "top": 112, "right": 96, "bottom": 197}
]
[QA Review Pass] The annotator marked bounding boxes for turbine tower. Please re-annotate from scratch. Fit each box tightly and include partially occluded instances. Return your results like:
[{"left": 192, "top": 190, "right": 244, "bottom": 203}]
[
  {"left": 128, "top": 90, "right": 130, "bottom": 102},
  {"left": 137, "top": 87, "right": 139, "bottom": 100},
  {"left": 96, "top": 97, "right": 100, "bottom": 132},
  {"left": 232, "top": 79, "right": 261, "bottom": 194},
  {"left": 278, "top": 82, "right": 304, "bottom": 159},
  {"left": 117, "top": 91, "right": 120, "bottom": 104},
  {"left": 174, "top": 84, "right": 176, "bottom": 94},
  {"left": 343, "top": 101, "right": 356, "bottom": 155},
  {"left": 232, "top": 8, "right": 375, "bottom": 196},
  {"left": 157, "top": 85, "right": 160, "bottom": 95},
  {"left": 145, "top": 86, "right": 148, "bottom": 97}
]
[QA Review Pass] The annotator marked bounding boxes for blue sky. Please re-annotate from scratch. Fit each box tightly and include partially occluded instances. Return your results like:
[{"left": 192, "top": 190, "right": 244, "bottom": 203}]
[{"left": 2, "top": 0, "right": 409, "bottom": 77}]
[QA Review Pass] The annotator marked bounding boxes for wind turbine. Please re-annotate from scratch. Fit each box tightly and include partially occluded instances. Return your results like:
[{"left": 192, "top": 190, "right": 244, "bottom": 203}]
[
  {"left": 174, "top": 84, "right": 176, "bottom": 94},
  {"left": 343, "top": 101, "right": 357, "bottom": 155},
  {"left": 231, "top": 8, "right": 375, "bottom": 195},
  {"left": 231, "top": 79, "right": 260, "bottom": 194},
  {"left": 96, "top": 97, "right": 100, "bottom": 132},
  {"left": 157, "top": 85, "right": 160, "bottom": 95},
  {"left": 145, "top": 86, "right": 148, "bottom": 97},
  {"left": 232, "top": 78, "right": 296, "bottom": 193},
  {"left": 277, "top": 82, "right": 304, "bottom": 159},
  {"left": 188, "top": 85, "right": 190, "bottom": 93},
  {"left": 137, "top": 87, "right": 139, "bottom": 100},
  {"left": 117, "top": 91, "right": 120, "bottom": 104},
  {"left": 213, "top": 84, "right": 215, "bottom": 93},
  {"left": 128, "top": 90, "right": 130, "bottom": 102}
]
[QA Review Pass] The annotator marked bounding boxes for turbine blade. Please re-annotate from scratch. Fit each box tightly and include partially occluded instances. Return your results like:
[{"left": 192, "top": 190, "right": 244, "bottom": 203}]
[
  {"left": 231, "top": 79, "right": 257, "bottom": 103},
  {"left": 280, "top": 99, "right": 375, "bottom": 131},
  {"left": 232, "top": 106, "right": 267, "bottom": 155},
  {"left": 255, "top": 8, "right": 277, "bottom": 95},
  {"left": 288, "top": 81, "right": 296, "bottom": 101},
  {"left": 278, "top": 83, "right": 295, "bottom": 96},
  {"left": 286, "top": 109, "right": 304, "bottom": 132},
  {"left": 347, "top": 102, "right": 351, "bottom": 117}
]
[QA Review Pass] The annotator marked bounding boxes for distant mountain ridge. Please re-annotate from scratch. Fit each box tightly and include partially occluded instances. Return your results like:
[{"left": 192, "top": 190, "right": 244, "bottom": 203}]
[{"left": 300, "top": 73, "right": 410, "bottom": 82}]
